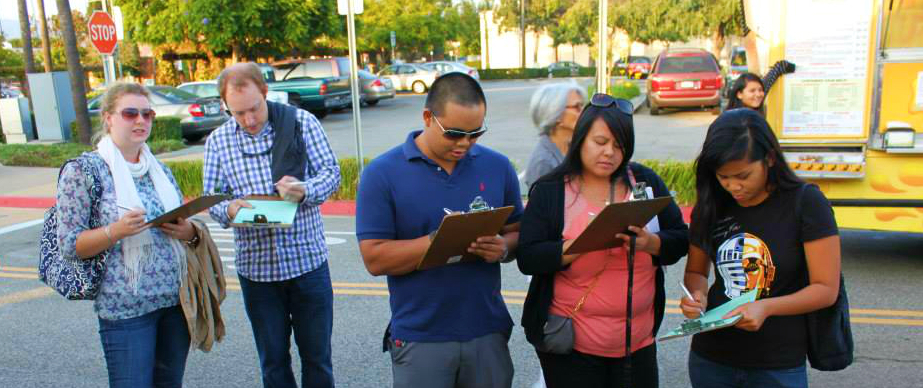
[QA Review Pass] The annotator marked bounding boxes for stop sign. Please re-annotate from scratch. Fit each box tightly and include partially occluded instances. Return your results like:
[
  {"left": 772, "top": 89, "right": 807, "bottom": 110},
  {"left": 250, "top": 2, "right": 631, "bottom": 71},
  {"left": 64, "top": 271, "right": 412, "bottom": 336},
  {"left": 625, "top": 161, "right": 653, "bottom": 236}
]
[{"left": 88, "top": 11, "right": 118, "bottom": 55}]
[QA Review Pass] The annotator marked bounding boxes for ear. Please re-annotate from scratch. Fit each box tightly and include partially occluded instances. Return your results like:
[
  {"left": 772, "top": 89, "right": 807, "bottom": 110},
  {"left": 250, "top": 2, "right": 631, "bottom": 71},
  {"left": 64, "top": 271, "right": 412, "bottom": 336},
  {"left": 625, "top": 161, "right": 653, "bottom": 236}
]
[{"left": 422, "top": 109, "right": 433, "bottom": 127}]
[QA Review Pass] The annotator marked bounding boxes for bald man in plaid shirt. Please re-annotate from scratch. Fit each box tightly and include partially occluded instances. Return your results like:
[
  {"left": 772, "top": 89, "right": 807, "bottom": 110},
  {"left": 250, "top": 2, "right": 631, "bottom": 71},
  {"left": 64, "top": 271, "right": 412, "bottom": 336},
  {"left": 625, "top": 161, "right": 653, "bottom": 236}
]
[{"left": 204, "top": 63, "right": 340, "bottom": 388}]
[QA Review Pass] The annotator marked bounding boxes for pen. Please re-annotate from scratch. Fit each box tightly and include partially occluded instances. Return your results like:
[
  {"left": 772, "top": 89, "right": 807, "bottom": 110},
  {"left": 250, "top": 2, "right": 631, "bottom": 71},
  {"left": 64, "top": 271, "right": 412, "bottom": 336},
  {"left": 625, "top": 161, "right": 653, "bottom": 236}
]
[
  {"left": 443, "top": 208, "right": 453, "bottom": 215},
  {"left": 679, "top": 281, "right": 706, "bottom": 317},
  {"left": 117, "top": 204, "right": 136, "bottom": 211}
]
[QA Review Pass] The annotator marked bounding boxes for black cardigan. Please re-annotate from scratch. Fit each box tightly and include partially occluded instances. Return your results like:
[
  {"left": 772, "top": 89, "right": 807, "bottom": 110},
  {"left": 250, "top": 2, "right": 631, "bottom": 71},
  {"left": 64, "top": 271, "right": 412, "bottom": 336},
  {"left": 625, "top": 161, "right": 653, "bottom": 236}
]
[{"left": 516, "top": 162, "right": 689, "bottom": 348}]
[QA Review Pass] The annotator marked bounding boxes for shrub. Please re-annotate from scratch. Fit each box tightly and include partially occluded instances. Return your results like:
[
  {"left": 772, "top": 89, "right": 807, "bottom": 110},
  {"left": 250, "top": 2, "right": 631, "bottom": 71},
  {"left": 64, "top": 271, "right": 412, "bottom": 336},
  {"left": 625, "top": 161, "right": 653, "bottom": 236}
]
[
  {"left": 0, "top": 143, "right": 91, "bottom": 167},
  {"left": 331, "top": 157, "right": 371, "bottom": 200},
  {"left": 164, "top": 160, "right": 204, "bottom": 197},
  {"left": 639, "top": 159, "right": 696, "bottom": 205}
]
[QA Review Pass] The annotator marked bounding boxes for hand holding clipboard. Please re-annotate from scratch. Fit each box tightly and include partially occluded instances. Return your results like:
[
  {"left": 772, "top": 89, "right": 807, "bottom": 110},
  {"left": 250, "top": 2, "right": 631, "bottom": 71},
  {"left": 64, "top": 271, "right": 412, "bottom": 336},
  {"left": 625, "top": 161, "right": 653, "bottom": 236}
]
[{"left": 563, "top": 196, "right": 672, "bottom": 255}]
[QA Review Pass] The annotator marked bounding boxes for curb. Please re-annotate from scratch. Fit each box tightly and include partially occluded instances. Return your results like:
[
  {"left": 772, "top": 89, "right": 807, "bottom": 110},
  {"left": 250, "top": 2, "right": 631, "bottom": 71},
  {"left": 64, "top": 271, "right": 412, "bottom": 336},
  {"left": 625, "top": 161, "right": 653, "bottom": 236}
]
[{"left": 0, "top": 197, "right": 692, "bottom": 223}]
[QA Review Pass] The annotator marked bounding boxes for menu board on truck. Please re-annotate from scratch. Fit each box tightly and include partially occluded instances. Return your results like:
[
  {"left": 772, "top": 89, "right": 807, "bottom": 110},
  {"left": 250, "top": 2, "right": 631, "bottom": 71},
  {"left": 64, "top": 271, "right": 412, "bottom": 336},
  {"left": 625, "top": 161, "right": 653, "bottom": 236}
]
[{"left": 781, "top": 0, "right": 873, "bottom": 137}]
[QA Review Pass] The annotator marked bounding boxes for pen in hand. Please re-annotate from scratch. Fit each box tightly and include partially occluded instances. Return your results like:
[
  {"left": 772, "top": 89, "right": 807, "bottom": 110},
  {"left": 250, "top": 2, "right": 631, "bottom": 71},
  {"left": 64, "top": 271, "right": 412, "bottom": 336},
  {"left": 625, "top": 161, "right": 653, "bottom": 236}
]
[{"left": 680, "top": 281, "right": 706, "bottom": 318}]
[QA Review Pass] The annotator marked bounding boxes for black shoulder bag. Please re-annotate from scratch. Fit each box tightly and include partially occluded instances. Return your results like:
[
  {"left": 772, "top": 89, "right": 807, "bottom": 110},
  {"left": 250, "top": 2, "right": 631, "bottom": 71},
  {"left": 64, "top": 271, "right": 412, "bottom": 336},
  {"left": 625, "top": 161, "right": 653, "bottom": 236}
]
[{"left": 796, "top": 184, "right": 854, "bottom": 371}]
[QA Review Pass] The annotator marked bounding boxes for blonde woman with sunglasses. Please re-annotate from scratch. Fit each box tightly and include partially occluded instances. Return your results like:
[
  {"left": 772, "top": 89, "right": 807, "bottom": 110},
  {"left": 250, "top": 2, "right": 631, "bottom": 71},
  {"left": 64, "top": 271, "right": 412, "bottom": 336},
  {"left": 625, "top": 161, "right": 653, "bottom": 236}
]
[{"left": 55, "top": 83, "right": 197, "bottom": 387}]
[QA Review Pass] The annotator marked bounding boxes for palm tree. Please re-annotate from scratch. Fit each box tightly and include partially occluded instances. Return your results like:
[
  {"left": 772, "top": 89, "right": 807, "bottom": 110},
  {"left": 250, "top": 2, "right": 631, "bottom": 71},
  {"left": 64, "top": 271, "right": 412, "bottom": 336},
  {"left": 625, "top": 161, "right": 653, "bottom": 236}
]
[
  {"left": 36, "top": 0, "right": 54, "bottom": 72},
  {"left": 55, "top": 0, "right": 92, "bottom": 144},
  {"left": 16, "top": 0, "right": 36, "bottom": 73}
]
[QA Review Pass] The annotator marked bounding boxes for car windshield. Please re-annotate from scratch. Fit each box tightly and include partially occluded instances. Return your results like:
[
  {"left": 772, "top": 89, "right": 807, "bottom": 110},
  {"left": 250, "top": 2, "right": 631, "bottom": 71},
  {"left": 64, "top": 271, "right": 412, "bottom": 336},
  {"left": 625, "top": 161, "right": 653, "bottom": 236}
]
[
  {"left": 151, "top": 86, "right": 199, "bottom": 102},
  {"left": 731, "top": 50, "right": 747, "bottom": 66},
  {"left": 633, "top": 57, "right": 651, "bottom": 64},
  {"left": 658, "top": 56, "right": 717, "bottom": 73}
]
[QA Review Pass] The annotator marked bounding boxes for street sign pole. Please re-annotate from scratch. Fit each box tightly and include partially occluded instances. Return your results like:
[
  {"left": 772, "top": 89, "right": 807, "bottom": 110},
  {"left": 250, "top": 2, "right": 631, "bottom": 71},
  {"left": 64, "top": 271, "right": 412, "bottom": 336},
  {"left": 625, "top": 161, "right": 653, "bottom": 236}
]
[
  {"left": 344, "top": 0, "right": 365, "bottom": 175},
  {"left": 596, "top": 0, "right": 609, "bottom": 95},
  {"left": 390, "top": 31, "right": 396, "bottom": 64}
]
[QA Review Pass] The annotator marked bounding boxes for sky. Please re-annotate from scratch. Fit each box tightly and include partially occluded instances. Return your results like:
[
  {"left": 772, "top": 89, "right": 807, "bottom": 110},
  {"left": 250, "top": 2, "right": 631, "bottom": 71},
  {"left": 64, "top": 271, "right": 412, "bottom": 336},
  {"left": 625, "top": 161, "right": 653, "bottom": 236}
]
[{"left": 1, "top": 0, "right": 91, "bottom": 38}]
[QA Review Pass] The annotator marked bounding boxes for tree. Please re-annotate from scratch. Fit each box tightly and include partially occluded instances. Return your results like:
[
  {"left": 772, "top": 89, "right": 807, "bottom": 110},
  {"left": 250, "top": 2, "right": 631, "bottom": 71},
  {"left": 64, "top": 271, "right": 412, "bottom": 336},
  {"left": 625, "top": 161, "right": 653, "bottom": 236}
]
[
  {"left": 493, "top": 0, "right": 572, "bottom": 66},
  {"left": 357, "top": 0, "right": 454, "bottom": 63},
  {"left": 118, "top": 38, "right": 142, "bottom": 77},
  {"left": 36, "top": 0, "right": 54, "bottom": 72},
  {"left": 55, "top": 0, "right": 91, "bottom": 145},
  {"left": 16, "top": 0, "right": 36, "bottom": 74},
  {"left": 116, "top": 0, "right": 337, "bottom": 63},
  {"left": 447, "top": 1, "right": 482, "bottom": 57},
  {"left": 682, "top": 0, "right": 744, "bottom": 59}
]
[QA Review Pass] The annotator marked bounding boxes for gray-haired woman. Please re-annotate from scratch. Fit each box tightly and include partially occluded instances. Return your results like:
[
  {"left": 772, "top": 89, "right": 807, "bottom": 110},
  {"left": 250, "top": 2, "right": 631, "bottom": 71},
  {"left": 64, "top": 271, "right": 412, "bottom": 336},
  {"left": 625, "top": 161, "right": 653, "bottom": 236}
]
[{"left": 524, "top": 83, "right": 587, "bottom": 188}]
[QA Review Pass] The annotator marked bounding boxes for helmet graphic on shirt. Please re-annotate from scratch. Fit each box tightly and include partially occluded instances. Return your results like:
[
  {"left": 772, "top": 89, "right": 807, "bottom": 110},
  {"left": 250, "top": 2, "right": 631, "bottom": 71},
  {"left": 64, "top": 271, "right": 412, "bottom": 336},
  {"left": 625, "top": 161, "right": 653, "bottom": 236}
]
[{"left": 715, "top": 233, "right": 776, "bottom": 299}]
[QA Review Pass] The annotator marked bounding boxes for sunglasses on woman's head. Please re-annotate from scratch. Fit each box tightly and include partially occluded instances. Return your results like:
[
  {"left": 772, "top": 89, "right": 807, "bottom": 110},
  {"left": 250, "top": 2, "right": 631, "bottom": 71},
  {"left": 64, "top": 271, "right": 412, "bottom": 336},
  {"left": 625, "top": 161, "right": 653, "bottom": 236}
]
[
  {"left": 431, "top": 113, "right": 488, "bottom": 140},
  {"left": 119, "top": 108, "right": 156, "bottom": 121},
  {"left": 590, "top": 94, "right": 633, "bottom": 116}
]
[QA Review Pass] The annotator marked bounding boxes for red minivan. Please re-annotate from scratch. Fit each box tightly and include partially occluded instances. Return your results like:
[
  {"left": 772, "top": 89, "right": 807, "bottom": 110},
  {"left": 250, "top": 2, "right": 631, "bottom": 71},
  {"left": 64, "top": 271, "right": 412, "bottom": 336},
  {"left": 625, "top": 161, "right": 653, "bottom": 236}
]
[{"left": 646, "top": 48, "right": 723, "bottom": 115}]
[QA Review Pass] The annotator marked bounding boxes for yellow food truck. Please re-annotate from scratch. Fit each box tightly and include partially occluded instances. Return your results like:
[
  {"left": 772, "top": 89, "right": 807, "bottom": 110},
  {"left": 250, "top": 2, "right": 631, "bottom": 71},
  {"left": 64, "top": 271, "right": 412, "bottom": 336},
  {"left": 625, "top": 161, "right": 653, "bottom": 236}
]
[{"left": 743, "top": 0, "right": 923, "bottom": 233}]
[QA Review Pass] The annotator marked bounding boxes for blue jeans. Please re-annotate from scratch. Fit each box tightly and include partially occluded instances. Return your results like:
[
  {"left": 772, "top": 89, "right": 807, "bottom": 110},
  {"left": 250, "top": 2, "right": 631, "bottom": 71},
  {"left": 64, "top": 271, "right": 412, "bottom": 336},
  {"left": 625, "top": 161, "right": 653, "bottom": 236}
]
[
  {"left": 688, "top": 350, "right": 808, "bottom": 388},
  {"left": 98, "top": 305, "right": 191, "bottom": 388},
  {"left": 238, "top": 261, "right": 334, "bottom": 388}
]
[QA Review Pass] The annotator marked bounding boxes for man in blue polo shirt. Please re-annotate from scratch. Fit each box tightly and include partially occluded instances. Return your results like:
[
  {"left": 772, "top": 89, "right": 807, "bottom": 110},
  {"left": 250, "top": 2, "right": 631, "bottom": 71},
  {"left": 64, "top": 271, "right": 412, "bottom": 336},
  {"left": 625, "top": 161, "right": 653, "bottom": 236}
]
[{"left": 356, "top": 73, "right": 522, "bottom": 388}]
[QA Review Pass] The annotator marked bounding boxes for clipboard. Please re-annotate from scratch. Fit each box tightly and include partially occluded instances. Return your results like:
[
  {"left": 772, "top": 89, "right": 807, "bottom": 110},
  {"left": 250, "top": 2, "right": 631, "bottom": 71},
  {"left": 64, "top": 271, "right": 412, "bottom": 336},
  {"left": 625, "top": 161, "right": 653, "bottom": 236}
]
[
  {"left": 417, "top": 206, "right": 515, "bottom": 271},
  {"left": 229, "top": 196, "right": 299, "bottom": 228},
  {"left": 657, "top": 288, "right": 759, "bottom": 341},
  {"left": 563, "top": 196, "right": 673, "bottom": 255},
  {"left": 147, "top": 194, "right": 232, "bottom": 226}
]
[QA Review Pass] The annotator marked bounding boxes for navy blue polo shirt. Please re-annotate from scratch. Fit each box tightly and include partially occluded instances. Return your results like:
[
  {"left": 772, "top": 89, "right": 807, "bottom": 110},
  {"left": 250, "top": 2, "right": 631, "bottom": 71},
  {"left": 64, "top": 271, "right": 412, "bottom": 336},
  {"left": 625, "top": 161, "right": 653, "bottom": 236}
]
[{"left": 356, "top": 130, "right": 523, "bottom": 343}]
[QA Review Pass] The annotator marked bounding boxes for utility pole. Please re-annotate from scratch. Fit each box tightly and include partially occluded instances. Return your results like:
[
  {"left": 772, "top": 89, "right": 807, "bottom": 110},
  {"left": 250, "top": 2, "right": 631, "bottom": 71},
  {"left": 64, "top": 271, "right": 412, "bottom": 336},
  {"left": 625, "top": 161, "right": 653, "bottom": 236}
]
[{"left": 36, "top": 0, "right": 53, "bottom": 72}]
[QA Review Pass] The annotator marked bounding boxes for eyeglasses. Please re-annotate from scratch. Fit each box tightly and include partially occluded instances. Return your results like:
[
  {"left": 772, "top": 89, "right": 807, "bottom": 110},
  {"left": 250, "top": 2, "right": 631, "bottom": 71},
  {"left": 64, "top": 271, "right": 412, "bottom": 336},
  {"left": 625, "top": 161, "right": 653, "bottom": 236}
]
[
  {"left": 431, "top": 113, "right": 487, "bottom": 140},
  {"left": 119, "top": 108, "right": 156, "bottom": 121},
  {"left": 565, "top": 102, "right": 583, "bottom": 111},
  {"left": 590, "top": 93, "right": 633, "bottom": 116}
]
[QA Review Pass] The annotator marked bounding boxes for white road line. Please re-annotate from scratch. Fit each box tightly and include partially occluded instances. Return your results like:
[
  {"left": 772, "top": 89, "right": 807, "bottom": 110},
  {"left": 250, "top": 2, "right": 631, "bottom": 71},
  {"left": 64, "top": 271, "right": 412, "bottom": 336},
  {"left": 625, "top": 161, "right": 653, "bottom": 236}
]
[
  {"left": 221, "top": 256, "right": 235, "bottom": 262},
  {"left": 324, "top": 231, "right": 355, "bottom": 236},
  {"left": 0, "top": 219, "right": 44, "bottom": 236},
  {"left": 213, "top": 238, "right": 235, "bottom": 243},
  {"left": 219, "top": 248, "right": 235, "bottom": 253}
]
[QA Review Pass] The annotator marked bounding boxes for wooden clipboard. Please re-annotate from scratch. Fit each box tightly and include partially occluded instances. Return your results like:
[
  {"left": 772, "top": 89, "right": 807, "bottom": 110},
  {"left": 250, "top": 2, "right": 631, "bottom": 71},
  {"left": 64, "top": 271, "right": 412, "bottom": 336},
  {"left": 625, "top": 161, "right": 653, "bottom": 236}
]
[
  {"left": 147, "top": 194, "right": 232, "bottom": 226},
  {"left": 417, "top": 206, "right": 515, "bottom": 271},
  {"left": 229, "top": 195, "right": 299, "bottom": 228},
  {"left": 563, "top": 196, "right": 672, "bottom": 255}
]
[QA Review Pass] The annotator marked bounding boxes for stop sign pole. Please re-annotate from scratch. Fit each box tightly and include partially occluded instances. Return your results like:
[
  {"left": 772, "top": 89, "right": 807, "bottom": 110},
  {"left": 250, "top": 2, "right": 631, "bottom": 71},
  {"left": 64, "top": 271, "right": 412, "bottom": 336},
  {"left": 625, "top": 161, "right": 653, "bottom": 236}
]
[{"left": 88, "top": 10, "right": 118, "bottom": 85}]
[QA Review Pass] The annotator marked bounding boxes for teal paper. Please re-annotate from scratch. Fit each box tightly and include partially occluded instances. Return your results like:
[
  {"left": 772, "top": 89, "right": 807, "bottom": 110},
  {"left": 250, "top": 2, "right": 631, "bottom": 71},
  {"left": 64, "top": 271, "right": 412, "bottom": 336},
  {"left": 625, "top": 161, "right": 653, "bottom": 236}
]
[
  {"left": 232, "top": 200, "right": 298, "bottom": 226},
  {"left": 657, "top": 288, "right": 759, "bottom": 341}
]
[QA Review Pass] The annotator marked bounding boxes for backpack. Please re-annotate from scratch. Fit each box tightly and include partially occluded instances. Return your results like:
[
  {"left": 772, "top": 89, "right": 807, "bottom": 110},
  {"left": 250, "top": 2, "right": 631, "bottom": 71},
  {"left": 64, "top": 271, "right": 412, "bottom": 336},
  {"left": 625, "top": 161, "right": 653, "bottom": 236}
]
[{"left": 38, "top": 156, "right": 109, "bottom": 300}]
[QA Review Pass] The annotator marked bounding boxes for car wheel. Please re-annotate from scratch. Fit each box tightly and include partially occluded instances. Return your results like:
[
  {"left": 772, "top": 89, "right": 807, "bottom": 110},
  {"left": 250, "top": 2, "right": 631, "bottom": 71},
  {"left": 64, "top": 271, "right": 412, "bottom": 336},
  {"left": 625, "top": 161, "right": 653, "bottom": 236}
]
[
  {"left": 366, "top": 99, "right": 379, "bottom": 106},
  {"left": 412, "top": 81, "right": 427, "bottom": 94},
  {"left": 649, "top": 100, "right": 660, "bottom": 116},
  {"left": 310, "top": 109, "right": 329, "bottom": 119}
]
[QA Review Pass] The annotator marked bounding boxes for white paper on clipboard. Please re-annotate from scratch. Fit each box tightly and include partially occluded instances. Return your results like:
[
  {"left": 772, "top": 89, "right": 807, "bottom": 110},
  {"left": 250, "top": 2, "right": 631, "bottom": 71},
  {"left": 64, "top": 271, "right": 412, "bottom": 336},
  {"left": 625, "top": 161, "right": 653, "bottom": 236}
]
[{"left": 630, "top": 187, "right": 660, "bottom": 233}]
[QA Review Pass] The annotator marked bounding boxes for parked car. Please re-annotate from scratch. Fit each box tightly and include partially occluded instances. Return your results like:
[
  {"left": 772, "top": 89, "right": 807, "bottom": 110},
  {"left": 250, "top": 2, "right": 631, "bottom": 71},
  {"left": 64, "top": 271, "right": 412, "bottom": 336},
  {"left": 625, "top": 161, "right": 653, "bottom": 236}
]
[
  {"left": 546, "top": 61, "right": 583, "bottom": 76},
  {"left": 377, "top": 63, "right": 442, "bottom": 94},
  {"left": 177, "top": 80, "right": 300, "bottom": 106},
  {"left": 87, "top": 85, "right": 229, "bottom": 142},
  {"left": 357, "top": 70, "right": 395, "bottom": 106},
  {"left": 615, "top": 56, "right": 652, "bottom": 79},
  {"left": 645, "top": 48, "right": 723, "bottom": 115},
  {"left": 421, "top": 61, "right": 480, "bottom": 81},
  {"left": 260, "top": 57, "right": 353, "bottom": 119}
]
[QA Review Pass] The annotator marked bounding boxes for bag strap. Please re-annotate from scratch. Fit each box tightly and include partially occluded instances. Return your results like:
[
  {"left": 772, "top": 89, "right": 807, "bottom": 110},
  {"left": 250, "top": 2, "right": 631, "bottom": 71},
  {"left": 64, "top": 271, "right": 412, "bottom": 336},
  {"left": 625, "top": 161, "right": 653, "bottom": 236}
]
[{"left": 569, "top": 261, "right": 609, "bottom": 316}]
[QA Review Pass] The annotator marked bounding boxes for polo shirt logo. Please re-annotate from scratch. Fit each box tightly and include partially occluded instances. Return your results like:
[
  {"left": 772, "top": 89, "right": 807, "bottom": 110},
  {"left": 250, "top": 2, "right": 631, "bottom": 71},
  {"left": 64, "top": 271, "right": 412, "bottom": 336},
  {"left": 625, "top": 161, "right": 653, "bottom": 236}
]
[{"left": 480, "top": 182, "right": 485, "bottom": 191}]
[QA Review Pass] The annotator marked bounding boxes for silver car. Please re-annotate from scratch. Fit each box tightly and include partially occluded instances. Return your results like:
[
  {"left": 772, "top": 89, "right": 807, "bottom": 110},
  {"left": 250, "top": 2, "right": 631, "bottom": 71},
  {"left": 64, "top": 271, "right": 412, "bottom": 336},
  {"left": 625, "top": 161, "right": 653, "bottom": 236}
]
[
  {"left": 421, "top": 61, "right": 480, "bottom": 81},
  {"left": 357, "top": 70, "right": 395, "bottom": 106},
  {"left": 177, "top": 80, "right": 297, "bottom": 106},
  {"left": 88, "top": 85, "right": 228, "bottom": 142},
  {"left": 377, "top": 63, "right": 442, "bottom": 94}
]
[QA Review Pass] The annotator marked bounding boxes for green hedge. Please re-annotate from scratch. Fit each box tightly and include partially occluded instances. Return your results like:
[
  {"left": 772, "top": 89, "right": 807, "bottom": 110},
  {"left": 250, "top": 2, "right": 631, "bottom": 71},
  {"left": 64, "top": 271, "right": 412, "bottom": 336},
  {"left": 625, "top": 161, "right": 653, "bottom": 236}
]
[
  {"left": 478, "top": 67, "right": 597, "bottom": 80},
  {"left": 0, "top": 143, "right": 92, "bottom": 167},
  {"left": 162, "top": 158, "right": 695, "bottom": 204},
  {"left": 587, "top": 80, "right": 641, "bottom": 100},
  {"left": 69, "top": 116, "right": 183, "bottom": 143}
]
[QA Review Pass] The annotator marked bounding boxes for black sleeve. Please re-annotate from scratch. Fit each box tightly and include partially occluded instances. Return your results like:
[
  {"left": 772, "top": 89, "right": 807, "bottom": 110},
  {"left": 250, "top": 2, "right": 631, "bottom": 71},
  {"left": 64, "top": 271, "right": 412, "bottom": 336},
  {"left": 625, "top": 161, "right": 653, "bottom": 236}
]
[
  {"left": 800, "top": 184, "right": 838, "bottom": 242},
  {"left": 762, "top": 60, "right": 796, "bottom": 93},
  {"left": 641, "top": 167, "right": 690, "bottom": 266},
  {"left": 516, "top": 182, "right": 567, "bottom": 275}
]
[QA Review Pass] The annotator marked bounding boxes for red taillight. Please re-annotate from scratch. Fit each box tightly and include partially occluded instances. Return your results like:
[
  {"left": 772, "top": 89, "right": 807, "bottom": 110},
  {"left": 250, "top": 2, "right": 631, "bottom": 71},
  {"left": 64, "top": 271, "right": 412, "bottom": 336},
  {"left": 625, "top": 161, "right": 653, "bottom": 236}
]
[
  {"left": 319, "top": 84, "right": 327, "bottom": 95},
  {"left": 188, "top": 103, "right": 204, "bottom": 117},
  {"left": 650, "top": 77, "right": 674, "bottom": 91},
  {"left": 703, "top": 75, "right": 723, "bottom": 90},
  {"left": 371, "top": 79, "right": 383, "bottom": 87}
]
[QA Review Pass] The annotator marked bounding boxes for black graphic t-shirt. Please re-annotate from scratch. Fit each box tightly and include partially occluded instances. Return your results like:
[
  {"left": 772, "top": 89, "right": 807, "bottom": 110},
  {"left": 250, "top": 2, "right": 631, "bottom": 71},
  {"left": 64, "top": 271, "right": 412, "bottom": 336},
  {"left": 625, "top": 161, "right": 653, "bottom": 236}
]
[{"left": 690, "top": 184, "right": 838, "bottom": 369}]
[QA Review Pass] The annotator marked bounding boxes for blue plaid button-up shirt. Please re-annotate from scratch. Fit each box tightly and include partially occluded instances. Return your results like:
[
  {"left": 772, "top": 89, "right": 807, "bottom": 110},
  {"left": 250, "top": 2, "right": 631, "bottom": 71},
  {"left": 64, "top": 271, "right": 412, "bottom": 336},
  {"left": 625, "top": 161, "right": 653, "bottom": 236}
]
[{"left": 203, "top": 109, "right": 340, "bottom": 282}]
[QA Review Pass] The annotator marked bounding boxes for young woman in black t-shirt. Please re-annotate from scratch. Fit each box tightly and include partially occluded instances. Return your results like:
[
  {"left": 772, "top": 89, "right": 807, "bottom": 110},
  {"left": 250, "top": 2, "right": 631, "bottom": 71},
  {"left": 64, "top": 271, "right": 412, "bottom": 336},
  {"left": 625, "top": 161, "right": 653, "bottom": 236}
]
[{"left": 680, "top": 109, "right": 841, "bottom": 388}]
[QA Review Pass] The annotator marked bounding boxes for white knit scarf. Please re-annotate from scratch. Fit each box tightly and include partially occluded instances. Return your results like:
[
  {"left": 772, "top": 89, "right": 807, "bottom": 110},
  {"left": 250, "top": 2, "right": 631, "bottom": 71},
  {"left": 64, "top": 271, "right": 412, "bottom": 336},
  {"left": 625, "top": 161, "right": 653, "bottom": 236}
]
[{"left": 98, "top": 136, "right": 187, "bottom": 294}]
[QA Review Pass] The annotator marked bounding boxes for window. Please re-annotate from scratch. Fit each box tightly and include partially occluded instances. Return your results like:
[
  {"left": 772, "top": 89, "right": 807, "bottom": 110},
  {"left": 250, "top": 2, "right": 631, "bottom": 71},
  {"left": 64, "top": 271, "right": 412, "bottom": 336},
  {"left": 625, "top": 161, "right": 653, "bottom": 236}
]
[
  {"left": 657, "top": 56, "right": 718, "bottom": 74},
  {"left": 336, "top": 58, "right": 350, "bottom": 77},
  {"left": 379, "top": 66, "right": 395, "bottom": 76},
  {"left": 398, "top": 66, "right": 417, "bottom": 75},
  {"left": 152, "top": 87, "right": 198, "bottom": 102},
  {"left": 883, "top": 1, "right": 923, "bottom": 49},
  {"left": 731, "top": 49, "right": 747, "bottom": 66}
]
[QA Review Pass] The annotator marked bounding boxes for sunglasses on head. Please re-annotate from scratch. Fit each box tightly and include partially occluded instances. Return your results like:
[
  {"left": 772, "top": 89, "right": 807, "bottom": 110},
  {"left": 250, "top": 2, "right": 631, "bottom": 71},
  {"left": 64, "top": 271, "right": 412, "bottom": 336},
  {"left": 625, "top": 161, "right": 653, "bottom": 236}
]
[
  {"left": 119, "top": 108, "right": 156, "bottom": 121},
  {"left": 590, "top": 93, "right": 633, "bottom": 116},
  {"left": 431, "top": 113, "right": 488, "bottom": 140}
]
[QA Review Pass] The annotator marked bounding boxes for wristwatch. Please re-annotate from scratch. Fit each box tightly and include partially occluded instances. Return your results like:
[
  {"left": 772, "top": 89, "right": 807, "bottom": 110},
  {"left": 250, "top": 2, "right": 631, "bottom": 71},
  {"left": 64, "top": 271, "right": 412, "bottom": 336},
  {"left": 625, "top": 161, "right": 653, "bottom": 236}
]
[{"left": 499, "top": 246, "right": 515, "bottom": 263}]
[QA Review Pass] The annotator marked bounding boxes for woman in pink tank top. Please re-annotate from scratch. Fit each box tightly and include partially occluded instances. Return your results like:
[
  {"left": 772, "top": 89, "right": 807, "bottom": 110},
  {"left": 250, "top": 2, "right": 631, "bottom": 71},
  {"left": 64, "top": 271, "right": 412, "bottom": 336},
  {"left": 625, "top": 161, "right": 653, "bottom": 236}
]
[{"left": 517, "top": 94, "right": 690, "bottom": 388}]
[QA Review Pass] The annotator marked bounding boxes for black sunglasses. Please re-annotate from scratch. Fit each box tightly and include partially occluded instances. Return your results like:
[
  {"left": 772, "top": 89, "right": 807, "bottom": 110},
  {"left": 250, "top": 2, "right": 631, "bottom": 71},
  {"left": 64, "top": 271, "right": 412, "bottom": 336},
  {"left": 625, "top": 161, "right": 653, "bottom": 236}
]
[
  {"left": 590, "top": 93, "right": 633, "bottom": 116},
  {"left": 120, "top": 108, "right": 156, "bottom": 121},
  {"left": 431, "top": 113, "right": 488, "bottom": 140}
]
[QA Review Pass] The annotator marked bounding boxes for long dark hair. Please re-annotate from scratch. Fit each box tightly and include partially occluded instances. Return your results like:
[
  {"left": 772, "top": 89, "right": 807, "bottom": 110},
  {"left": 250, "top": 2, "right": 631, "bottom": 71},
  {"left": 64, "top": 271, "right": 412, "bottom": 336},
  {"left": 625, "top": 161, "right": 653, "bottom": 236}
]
[
  {"left": 530, "top": 101, "right": 635, "bottom": 193},
  {"left": 726, "top": 72, "right": 765, "bottom": 111},
  {"left": 690, "top": 109, "right": 803, "bottom": 256}
]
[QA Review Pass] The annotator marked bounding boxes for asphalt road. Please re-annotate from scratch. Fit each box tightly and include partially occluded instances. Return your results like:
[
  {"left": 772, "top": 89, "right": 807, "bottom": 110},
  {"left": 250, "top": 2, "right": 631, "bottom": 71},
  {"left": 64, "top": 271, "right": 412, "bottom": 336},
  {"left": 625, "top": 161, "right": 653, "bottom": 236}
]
[{"left": 0, "top": 215, "right": 921, "bottom": 387}]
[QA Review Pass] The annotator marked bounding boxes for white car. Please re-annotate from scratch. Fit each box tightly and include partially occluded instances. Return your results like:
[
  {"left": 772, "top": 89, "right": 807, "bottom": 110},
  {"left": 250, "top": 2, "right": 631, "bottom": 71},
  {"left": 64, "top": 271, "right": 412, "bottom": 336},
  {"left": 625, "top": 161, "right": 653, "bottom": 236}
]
[
  {"left": 178, "top": 81, "right": 296, "bottom": 106},
  {"left": 377, "top": 64, "right": 442, "bottom": 94},
  {"left": 422, "top": 61, "right": 480, "bottom": 81}
]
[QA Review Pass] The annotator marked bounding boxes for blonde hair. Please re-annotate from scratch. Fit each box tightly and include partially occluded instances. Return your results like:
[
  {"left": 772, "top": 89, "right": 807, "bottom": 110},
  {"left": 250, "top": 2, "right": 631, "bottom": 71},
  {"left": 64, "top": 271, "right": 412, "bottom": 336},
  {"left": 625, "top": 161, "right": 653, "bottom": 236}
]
[
  {"left": 92, "top": 82, "right": 152, "bottom": 145},
  {"left": 217, "top": 62, "right": 268, "bottom": 101}
]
